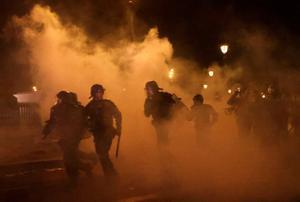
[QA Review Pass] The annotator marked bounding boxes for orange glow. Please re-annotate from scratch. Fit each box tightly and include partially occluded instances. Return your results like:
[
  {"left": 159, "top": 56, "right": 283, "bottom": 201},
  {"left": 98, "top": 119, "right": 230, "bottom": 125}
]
[
  {"left": 32, "top": 86, "right": 38, "bottom": 92},
  {"left": 168, "top": 68, "right": 175, "bottom": 79}
]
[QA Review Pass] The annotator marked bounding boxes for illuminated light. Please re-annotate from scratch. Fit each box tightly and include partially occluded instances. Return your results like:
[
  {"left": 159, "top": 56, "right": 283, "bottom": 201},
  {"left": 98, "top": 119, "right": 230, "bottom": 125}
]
[
  {"left": 168, "top": 68, "right": 175, "bottom": 79},
  {"left": 228, "top": 89, "right": 232, "bottom": 94},
  {"left": 220, "top": 44, "right": 229, "bottom": 54},
  {"left": 203, "top": 84, "right": 208, "bottom": 89},
  {"left": 32, "top": 86, "right": 38, "bottom": 92},
  {"left": 261, "top": 92, "right": 266, "bottom": 99},
  {"left": 208, "top": 70, "right": 214, "bottom": 77}
]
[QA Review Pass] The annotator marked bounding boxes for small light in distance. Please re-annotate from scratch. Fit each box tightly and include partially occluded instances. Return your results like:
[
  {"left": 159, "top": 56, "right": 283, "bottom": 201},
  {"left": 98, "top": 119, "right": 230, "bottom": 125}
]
[
  {"left": 228, "top": 89, "right": 232, "bottom": 94},
  {"left": 32, "top": 86, "right": 38, "bottom": 92},
  {"left": 208, "top": 70, "right": 214, "bottom": 77},
  {"left": 168, "top": 68, "right": 175, "bottom": 79},
  {"left": 203, "top": 84, "right": 208, "bottom": 89},
  {"left": 220, "top": 44, "right": 229, "bottom": 54}
]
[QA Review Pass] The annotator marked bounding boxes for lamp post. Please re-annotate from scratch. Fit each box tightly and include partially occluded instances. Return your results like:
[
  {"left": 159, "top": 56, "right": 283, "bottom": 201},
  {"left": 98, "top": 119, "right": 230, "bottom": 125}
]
[
  {"left": 219, "top": 43, "right": 229, "bottom": 67},
  {"left": 127, "top": 0, "right": 136, "bottom": 41},
  {"left": 220, "top": 44, "right": 229, "bottom": 55}
]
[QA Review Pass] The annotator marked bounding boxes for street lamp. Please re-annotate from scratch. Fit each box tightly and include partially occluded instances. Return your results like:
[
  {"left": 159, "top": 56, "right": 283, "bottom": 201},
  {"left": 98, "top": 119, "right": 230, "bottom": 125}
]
[
  {"left": 203, "top": 84, "right": 208, "bottom": 89},
  {"left": 168, "top": 68, "right": 175, "bottom": 79},
  {"left": 208, "top": 70, "right": 214, "bottom": 77},
  {"left": 32, "top": 86, "right": 38, "bottom": 92},
  {"left": 220, "top": 44, "right": 229, "bottom": 55}
]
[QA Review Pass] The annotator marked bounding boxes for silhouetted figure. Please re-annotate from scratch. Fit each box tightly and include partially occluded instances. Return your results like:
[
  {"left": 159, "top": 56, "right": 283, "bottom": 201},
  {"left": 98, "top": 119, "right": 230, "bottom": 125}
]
[
  {"left": 189, "top": 94, "right": 217, "bottom": 144},
  {"left": 227, "top": 86, "right": 254, "bottom": 137},
  {"left": 265, "top": 82, "right": 289, "bottom": 141},
  {"left": 238, "top": 86, "right": 275, "bottom": 143},
  {"left": 85, "top": 84, "right": 122, "bottom": 177},
  {"left": 144, "top": 81, "right": 176, "bottom": 146},
  {"left": 43, "top": 91, "right": 93, "bottom": 186}
]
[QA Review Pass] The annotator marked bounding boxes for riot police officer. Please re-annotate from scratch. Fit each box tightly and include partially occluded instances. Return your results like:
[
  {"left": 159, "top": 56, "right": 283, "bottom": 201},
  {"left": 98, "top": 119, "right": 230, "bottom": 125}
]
[
  {"left": 227, "top": 85, "right": 254, "bottom": 137},
  {"left": 265, "top": 82, "right": 289, "bottom": 140},
  {"left": 43, "top": 91, "right": 92, "bottom": 186},
  {"left": 189, "top": 94, "right": 218, "bottom": 144},
  {"left": 85, "top": 84, "right": 122, "bottom": 176},
  {"left": 144, "top": 81, "right": 176, "bottom": 146}
]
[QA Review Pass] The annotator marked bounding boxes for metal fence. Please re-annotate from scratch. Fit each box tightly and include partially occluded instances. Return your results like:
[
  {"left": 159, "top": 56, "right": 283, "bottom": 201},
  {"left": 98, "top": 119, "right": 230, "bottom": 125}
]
[
  {"left": 18, "top": 103, "right": 42, "bottom": 126},
  {"left": 0, "top": 104, "right": 41, "bottom": 126}
]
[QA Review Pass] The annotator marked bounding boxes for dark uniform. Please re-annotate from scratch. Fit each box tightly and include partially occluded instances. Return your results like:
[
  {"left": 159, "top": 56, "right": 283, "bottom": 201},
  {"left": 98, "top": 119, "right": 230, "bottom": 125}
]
[
  {"left": 85, "top": 84, "right": 122, "bottom": 176},
  {"left": 265, "top": 83, "right": 289, "bottom": 140},
  {"left": 144, "top": 81, "right": 176, "bottom": 145},
  {"left": 227, "top": 87, "right": 255, "bottom": 137},
  {"left": 43, "top": 91, "right": 91, "bottom": 184},
  {"left": 190, "top": 94, "right": 217, "bottom": 144},
  {"left": 172, "top": 94, "right": 190, "bottom": 122}
]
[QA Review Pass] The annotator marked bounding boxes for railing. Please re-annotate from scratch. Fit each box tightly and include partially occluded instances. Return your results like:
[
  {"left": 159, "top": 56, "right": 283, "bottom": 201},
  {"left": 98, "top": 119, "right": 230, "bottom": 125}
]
[
  {"left": 0, "top": 104, "right": 41, "bottom": 126},
  {"left": 18, "top": 103, "right": 42, "bottom": 126}
]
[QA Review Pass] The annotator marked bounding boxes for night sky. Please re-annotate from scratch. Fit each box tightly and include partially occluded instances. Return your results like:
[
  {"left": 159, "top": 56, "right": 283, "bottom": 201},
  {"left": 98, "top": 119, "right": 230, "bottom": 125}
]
[{"left": 0, "top": 0, "right": 299, "bottom": 92}]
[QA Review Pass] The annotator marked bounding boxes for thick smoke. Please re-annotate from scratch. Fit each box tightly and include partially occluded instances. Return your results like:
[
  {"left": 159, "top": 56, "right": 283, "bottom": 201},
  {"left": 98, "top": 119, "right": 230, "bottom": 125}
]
[{"left": 3, "top": 3, "right": 300, "bottom": 201}]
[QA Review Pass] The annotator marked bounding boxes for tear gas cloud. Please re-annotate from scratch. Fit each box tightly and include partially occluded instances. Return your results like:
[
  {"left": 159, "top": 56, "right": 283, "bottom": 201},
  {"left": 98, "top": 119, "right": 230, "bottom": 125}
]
[{"left": 3, "top": 4, "right": 300, "bottom": 200}]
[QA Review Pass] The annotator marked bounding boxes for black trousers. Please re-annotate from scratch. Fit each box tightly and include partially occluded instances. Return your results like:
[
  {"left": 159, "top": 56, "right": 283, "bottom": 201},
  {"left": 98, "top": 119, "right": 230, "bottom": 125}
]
[
  {"left": 153, "top": 121, "right": 170, "bottom": 146},
  {"left": 59, "top": 138, "right": 80, "bottom": 182},
  {"left": 59, "top": 138, "right": 93, "bottom": 182},
  {"left": 93, "top": 130, "right": 117, "bottom": 176}
]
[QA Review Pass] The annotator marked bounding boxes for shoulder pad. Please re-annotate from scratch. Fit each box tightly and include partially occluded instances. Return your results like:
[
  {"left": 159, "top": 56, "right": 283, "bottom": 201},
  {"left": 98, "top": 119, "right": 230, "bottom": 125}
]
[
  {"left": 160, "top": 92, "right": 175, "bottom": 101},
  {"left": 160, "top": 92, "right": 172, "bottom": 97}
]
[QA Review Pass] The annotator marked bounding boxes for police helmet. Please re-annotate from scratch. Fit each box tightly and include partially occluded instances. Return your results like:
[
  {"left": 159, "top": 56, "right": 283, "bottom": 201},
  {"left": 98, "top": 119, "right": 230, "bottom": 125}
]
[
  {"left": 145, "top": 80, "right": 162, "bottom": 91},
  {"left": 56, "top": 91, "right": 68, "bottom": 100},
  {"left": 90, "top": 84, "right": 105, "bottom": 98},
  {"left": 193, "top": 94, "right": 204, "bottom": 103}
]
